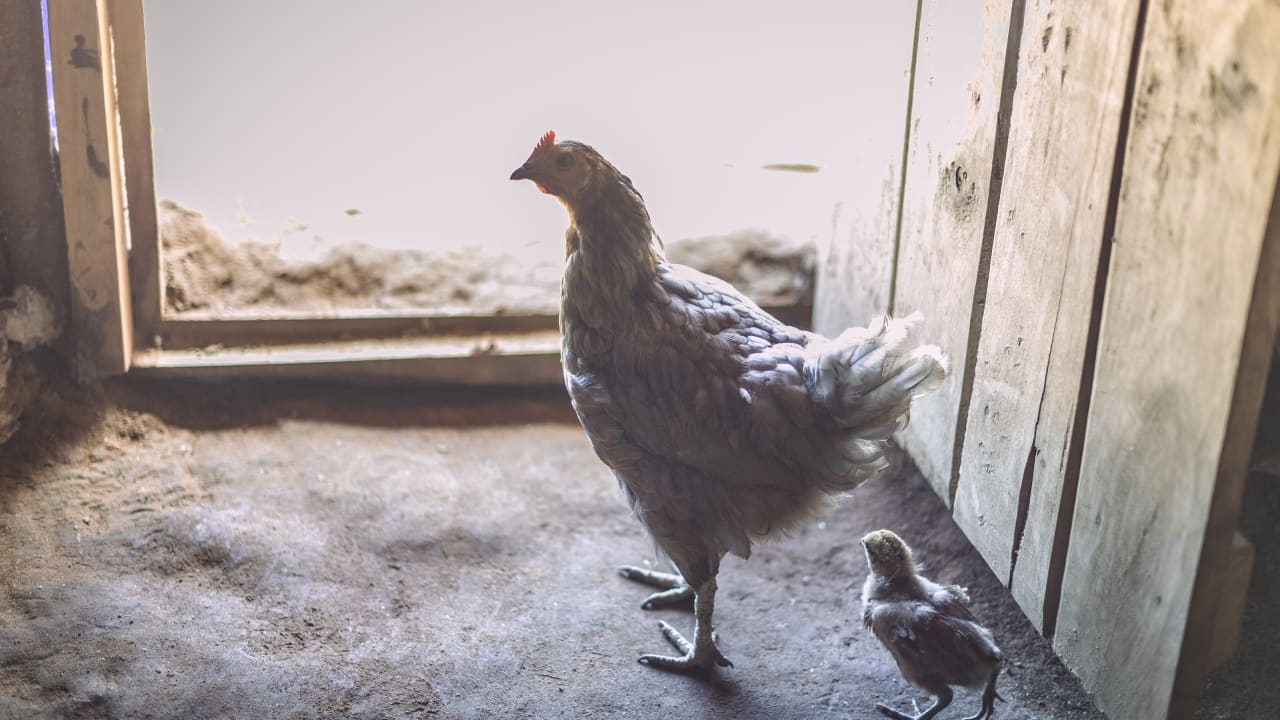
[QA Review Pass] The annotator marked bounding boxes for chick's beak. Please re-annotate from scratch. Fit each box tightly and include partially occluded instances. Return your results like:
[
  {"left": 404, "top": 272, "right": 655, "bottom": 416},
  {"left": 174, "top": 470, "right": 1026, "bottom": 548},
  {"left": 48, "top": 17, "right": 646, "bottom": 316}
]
[{"left": 510, "top": 163, "right": 534, "bottom": 181}]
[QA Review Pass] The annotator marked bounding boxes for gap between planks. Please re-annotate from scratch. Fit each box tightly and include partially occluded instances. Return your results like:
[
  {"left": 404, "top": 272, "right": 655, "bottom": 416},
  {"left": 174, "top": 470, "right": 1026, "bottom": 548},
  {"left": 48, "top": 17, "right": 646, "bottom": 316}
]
[
  {"left": 1041, "top": 0, "right": 1152, "bottom": 639},
  {"left": 948, "top": 0, "right": 1029, "bottom": 507},
  {"left": 886, "top": 0, "right": 925, "bottom": 316}
]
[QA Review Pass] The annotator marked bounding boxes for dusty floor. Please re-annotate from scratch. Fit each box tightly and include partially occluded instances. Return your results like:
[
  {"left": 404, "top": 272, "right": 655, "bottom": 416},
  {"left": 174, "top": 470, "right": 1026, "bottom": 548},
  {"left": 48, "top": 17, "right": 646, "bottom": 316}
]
[{"left": 0, "top": 379, "right": 1110, "bottom": 719}]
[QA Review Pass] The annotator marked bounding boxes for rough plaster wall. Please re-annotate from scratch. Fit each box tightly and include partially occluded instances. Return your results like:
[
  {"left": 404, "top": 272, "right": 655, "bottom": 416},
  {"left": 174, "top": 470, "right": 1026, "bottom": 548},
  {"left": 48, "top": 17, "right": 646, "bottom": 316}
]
[
  {"left": 0, "top": 0, "right": 69, "bottom": 445},
  {"left": 0, "top": 285, "right": 60, "bottom": 443}
]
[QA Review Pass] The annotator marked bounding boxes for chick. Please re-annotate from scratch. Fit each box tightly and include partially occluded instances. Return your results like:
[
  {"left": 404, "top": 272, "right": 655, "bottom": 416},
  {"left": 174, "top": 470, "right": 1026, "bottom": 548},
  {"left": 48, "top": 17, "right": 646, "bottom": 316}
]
[{"left": 860, "top": 530, "right": 1002, "bottom": 720}]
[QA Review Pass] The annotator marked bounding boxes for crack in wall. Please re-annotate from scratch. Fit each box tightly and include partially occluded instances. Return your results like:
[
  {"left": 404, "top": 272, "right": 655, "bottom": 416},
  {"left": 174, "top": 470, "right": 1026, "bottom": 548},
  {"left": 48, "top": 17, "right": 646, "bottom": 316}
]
[{"left": 948, "top": 0, "right": 1028, "bottom": 506}]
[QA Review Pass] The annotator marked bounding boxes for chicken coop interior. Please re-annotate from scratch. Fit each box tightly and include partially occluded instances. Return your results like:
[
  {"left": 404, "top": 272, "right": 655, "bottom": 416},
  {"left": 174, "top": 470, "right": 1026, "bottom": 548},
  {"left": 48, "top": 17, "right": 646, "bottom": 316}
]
[{"left": 1, "top": 2, "right": 1278, "bottom": 720}]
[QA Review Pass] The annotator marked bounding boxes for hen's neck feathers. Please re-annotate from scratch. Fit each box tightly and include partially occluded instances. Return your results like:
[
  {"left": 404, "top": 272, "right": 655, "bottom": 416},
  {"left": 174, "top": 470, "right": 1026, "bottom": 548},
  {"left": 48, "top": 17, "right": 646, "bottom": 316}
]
[{"left": 561, "top": 168, "right": 666, "bottom": 328}]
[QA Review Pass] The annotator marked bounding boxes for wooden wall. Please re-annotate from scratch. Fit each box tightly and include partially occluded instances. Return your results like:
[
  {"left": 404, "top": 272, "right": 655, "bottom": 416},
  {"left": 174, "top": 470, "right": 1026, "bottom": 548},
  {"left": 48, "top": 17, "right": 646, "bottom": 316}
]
[
  {"left": 816, "top": 1, "right": 1280, "bottom": 718},
  {"left": 47, "top": 0, "right": 133, "bottom": 377}
]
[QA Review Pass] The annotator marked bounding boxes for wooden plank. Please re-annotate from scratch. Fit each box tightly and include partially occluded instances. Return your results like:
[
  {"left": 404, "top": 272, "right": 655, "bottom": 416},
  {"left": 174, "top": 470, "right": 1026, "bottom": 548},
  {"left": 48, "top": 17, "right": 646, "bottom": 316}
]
[
  {"left": 951, "top": 0, "right": 1142, "bottom": 632},
  {"left": 158, "top": 311, "right": 561, "bottom": 350},
  {"left": 106, "top": 0, "right": 162, "bottom": 345},
  {"left": 1247, "top": 348, "right": 1280, "bottom": 476},
  {"left": 891, "top": 0, "right": 1019, "bottom": 503},
  {"left": 129, "top": 332, "right": 564, "bottom": 386},
  {"left": 48, "top": 0, "right": 133, "bottom": 376},
  {"left": 1054, "top": 0, "right": 1280, "bottom": 717},
  {"left": 1206, "top": 531, "right": 1254, "bottom": 672},
  {"left": 812, "top": 0, "right": 920, "bottom": 336},
  {"left": 154, "top": 303, "right": 808, "bottom": 351},
  {"left": 1171, "top": 160, "right": 1280, "bottom": 716}
]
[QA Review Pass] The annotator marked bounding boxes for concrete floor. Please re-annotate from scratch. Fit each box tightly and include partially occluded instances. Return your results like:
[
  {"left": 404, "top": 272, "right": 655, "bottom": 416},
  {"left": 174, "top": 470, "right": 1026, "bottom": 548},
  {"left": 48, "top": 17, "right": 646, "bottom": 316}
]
[{"left": 0, "top": 380, "right": 1107, "bottom": 719}]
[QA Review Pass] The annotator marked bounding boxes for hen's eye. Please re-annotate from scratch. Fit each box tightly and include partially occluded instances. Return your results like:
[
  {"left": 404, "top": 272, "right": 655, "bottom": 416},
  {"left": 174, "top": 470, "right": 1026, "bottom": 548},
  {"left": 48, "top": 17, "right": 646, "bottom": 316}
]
[{"left": 556, "top": 152, "right": 574, "bottom": 169}]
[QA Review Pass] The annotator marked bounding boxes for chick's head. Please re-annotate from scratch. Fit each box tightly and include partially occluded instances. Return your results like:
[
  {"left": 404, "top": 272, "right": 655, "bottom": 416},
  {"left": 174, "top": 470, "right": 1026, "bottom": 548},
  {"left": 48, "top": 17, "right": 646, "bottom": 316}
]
[{"left": 861, "top": 529, "right": 916, "bottom": 579}]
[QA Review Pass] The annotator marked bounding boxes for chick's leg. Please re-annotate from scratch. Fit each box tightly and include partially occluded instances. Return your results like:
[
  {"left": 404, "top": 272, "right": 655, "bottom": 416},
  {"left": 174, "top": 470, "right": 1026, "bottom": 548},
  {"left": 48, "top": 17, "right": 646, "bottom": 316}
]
[
  {"left": 876, "top": 687, "right": 952, "bottom": 720},
  {"left": 618, "top": 563, "right": 694, "bottom": 608},
  {"left": 637, "top": 576, "right": 732, "bottom": 671},
  {"left": 960, "top": 669, "right": 1001, "bottom": 720}
]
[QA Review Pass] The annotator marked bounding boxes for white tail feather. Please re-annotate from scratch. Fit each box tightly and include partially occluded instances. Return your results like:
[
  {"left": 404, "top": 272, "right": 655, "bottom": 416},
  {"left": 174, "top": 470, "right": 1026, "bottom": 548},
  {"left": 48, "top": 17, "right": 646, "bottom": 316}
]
[{"left": 803, "top": 312, "right": 948, "bottom": 439}]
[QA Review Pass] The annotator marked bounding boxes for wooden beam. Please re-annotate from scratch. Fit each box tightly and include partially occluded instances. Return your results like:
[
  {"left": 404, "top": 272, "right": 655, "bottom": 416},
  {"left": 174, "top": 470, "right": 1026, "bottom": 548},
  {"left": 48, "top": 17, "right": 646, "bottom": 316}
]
[
  {"left": 48, "top": 0, "right": 133, "bottom": 376},
  {"left": 152, "top": 303, "right": 809, "bottom": 351},
  {"left": 1054, "top": 1, "right": 1280, "bottom": 717},
  {"left": 951, "top": 0, "right": 1142, "bottom": 632},
  {"left": 129, "top": 332, "right": 564, "bottom": 386},
  {"left": 891, "top": 0, "right": 1021, "bottom": 504},
  {"left": 812, "top": 0, "right": 920, "bottom": 336},
  {"left": 157, "top": 311, "right": 560, "bottom": 350},
  {"left": 1206, "top": 531, "right": 1255, "bottom": 673},
  {"left": 106, "top": 0, "right": 162, "bottom": 345}
]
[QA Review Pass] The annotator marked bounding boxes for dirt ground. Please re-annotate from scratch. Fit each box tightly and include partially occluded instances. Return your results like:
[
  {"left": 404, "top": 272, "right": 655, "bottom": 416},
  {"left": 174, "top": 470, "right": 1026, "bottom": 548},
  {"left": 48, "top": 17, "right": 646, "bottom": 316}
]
[
  {"left": 0, "top": 378, "right": 1110, "bottom": 720},
  {"left": 159, "top": 200, "right": 816, "bottom": 317}
]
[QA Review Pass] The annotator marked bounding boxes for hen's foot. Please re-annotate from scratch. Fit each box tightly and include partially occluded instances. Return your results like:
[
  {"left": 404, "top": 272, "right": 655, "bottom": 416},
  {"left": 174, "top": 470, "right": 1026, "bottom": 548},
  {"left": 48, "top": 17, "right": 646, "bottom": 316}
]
[
  {"left": 637, "top": 620, "right": 733, "bottom": 671},
  {"left": 618, "top": 566, "right": 694, "bottom": 609}
]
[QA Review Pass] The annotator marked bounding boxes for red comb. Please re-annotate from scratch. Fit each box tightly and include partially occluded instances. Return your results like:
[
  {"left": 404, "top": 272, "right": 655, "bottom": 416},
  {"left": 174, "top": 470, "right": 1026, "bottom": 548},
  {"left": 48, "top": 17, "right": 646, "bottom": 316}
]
[{"left": 534, "top": 130, "right": 556, "bottom": 153}]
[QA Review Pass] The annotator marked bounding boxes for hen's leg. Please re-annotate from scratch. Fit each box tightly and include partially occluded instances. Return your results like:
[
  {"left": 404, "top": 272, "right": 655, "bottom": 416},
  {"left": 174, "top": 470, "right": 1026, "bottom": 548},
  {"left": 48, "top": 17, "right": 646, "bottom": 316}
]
[
  {"left": 876, "top": 687, "right": 952, "bottom": 720},
  {"left": 637, "top": 576, "right": 732, "bottom": 671},
  {"left": 618, "top": 563, "right": 694, "bottom": 608}
]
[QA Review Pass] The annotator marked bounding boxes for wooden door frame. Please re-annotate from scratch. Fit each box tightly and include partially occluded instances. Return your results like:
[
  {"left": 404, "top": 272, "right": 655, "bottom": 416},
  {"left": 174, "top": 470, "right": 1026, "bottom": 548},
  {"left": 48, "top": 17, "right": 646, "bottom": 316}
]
[{"left": 45, "top": 0, "right": 809, "bottom": 384}]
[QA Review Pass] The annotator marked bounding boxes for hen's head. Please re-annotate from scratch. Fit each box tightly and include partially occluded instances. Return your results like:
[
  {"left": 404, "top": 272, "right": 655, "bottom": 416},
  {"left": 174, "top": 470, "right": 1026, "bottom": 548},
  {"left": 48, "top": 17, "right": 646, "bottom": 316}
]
[
  {"left": 509, "top": 131, "right": 621, "bottom": 208},
  {"left": 861, "top": 529, "right": 916, "bottom": 579}
]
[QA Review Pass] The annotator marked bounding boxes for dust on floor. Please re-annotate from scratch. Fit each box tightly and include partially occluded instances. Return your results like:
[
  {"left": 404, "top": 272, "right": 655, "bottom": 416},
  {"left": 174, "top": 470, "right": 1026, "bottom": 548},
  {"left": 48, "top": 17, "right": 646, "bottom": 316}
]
[{"left": 0, "top": 380, "right": 1103, "bottom": 720}]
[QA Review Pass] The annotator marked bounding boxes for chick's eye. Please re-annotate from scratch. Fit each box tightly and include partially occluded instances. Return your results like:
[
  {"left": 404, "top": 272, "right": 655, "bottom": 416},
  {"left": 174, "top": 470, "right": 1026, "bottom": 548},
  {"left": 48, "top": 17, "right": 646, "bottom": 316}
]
[{"left": 556, "top": 152, "right": 574, "bottom": 169}]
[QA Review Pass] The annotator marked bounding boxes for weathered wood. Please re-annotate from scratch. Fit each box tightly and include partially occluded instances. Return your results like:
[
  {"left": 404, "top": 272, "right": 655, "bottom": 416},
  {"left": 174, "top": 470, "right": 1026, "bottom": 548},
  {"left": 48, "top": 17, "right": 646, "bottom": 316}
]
[
  {"left": 1054, "top": 1, "right": 1280, "bottom": 718},
  {"left": 951, "top": 0, "right": 1142, "bottom": 632},
  {"left": 1248, "top": 349, "right": 1280, "bottom": 477},
  {"left": 155, "top": 303, "right": 808, "bottom": 351},
  {"left": 129, "top": 332, "right": 564, "bottom": 386},
  {"left": 106, "top": 0, "right": 162, "bottom": 345},
  {"left": 812, "top": 1, "right": 920, "bottom": 336},
  {"left": 48, "top": 0, "right": 133, "bottom": 376},
  {"left": 1206, "top": 531, "right": 1254, "bottom": 672},
  {"left": 891, "top": 0, "right": 1019, "bottom": 504},
  {"left": 0, "top": 0, "right": 70, "bottom": 334}
]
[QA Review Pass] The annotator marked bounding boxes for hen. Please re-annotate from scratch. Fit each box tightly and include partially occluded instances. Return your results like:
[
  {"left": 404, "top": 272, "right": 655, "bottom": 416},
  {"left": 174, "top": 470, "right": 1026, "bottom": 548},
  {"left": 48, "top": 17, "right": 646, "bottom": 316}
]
[
  {"left": 861, "top": 529, "right": 1003, "bottom": 720},
  {"left": 511, "top": 131, "right": 947, "bottom": 670}
]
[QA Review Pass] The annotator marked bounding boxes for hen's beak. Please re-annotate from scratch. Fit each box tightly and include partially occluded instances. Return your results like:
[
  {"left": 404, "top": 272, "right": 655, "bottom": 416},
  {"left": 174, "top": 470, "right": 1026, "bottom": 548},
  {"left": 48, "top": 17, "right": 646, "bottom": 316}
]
[{"left": 510, "top": 163, "right": 534, "bottom": 181}]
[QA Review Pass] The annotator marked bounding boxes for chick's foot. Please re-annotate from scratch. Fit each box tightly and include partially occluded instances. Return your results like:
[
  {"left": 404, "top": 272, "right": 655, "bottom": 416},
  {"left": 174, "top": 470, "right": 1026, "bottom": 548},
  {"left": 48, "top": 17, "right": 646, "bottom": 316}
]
[
  {"left": 875, "top": 690, "right": 950, "bottom": 720},
  {"left": 618, "top": 565, "right": 694, "bottom": 609}
]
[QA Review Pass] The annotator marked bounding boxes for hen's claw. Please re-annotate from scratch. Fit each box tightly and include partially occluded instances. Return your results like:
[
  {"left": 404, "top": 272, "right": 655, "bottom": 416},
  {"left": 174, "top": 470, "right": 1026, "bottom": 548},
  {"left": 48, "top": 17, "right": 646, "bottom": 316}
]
[
  {"left": 637, "top": 620, "right": 733, "bottom": 671},
  {"left": 618, "top": 566, "right": 694, "bottom": 609}
]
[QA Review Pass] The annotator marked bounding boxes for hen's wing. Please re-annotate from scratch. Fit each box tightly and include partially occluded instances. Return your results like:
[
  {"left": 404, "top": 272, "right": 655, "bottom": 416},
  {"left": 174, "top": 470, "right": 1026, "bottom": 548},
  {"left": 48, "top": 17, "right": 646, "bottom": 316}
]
[{"left": 564, "top": 263, "right": 836, "bottom": 550}]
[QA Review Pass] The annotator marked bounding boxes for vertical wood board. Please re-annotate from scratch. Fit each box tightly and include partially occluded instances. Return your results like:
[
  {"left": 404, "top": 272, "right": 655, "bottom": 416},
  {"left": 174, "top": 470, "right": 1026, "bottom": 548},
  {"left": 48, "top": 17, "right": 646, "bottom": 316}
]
[
  {"left": 107, "top": 0, "right": 162, "bottom": 344},
  {"left": 48, "top": 0, "right": 133, "bottom": 376},
  {"left": 1054, "top": 1, "right": 1280, "bottom": 718},
  {"left": 951, "top": 0, "right": 1141, "bottom": 632},
  {"left": 813, "top": 1, "right": 921, "bottom": 337},
  {"left": 892, "top": 0, "right": 1017, "bottom": 503}
]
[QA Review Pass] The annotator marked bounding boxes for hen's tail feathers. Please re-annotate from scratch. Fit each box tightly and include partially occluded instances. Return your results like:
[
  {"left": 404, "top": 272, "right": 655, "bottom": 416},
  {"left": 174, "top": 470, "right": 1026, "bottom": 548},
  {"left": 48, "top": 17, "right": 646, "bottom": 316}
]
[{"left": 804, "top": 312, "right": 948, "bottom": 440}]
